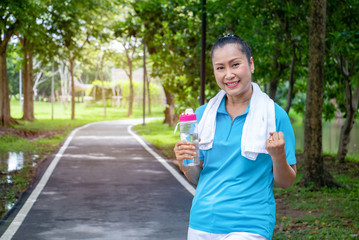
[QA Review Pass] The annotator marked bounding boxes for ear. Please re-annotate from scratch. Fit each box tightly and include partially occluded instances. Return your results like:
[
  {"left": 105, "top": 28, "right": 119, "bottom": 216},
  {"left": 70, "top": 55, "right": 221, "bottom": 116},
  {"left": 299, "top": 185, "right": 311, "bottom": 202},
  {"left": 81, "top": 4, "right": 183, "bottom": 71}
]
[{"left": 250, "top": 57, "right": 255, "bottom": 73}]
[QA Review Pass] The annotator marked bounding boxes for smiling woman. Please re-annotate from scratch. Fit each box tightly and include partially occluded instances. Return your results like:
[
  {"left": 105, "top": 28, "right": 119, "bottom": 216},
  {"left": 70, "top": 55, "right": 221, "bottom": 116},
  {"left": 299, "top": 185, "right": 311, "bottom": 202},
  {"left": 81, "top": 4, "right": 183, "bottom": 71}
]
[
  {"left": 174, "top": 34, "right": 297, "bottom": 240},
  {"left": 212, "top": 43, "right": 254, "bottom": 119}
]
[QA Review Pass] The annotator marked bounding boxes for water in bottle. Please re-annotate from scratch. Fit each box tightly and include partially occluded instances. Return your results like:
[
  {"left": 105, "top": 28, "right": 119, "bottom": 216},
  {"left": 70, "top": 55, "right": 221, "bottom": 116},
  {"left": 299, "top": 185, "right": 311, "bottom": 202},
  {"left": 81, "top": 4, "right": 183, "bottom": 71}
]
[{"left": 178, "top": 108, "right": 199, "bottom": 166}]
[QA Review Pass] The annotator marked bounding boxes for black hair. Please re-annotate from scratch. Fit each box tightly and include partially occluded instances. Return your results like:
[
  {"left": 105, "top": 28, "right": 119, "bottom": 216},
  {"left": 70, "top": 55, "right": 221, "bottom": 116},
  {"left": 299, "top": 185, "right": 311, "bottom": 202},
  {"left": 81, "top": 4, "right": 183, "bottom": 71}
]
[{"left": 210, "top": 34, "right": 252, "bottom": 64}]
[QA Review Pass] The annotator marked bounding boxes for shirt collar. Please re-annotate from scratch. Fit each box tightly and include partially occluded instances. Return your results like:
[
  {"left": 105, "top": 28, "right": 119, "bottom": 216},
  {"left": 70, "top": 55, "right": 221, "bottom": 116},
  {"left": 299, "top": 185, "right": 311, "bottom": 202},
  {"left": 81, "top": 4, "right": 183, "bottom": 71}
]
[{"left": 217, "top": 95, "right": 251, "bottom": 116}]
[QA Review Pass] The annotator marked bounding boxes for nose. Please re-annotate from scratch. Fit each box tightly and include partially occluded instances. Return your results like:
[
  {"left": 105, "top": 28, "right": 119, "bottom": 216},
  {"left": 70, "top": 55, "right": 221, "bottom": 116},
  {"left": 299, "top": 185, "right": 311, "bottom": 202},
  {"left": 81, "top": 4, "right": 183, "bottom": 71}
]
[{"left": 225, "top": 68, "right": 234, "bottom": 80}]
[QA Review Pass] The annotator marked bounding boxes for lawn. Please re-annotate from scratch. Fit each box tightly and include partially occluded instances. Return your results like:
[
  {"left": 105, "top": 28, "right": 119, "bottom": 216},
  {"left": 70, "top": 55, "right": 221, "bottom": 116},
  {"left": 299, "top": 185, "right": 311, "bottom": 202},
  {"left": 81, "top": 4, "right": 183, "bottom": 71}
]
[{"left": 134, "top": 121, "right": 359, "bottom": 239}]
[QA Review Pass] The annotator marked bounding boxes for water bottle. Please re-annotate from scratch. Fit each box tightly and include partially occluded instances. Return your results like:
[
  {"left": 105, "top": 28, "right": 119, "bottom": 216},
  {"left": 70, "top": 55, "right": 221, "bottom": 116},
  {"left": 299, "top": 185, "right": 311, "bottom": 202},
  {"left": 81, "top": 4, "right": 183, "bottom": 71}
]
[{"left": 178, "top": 108, "right": 199, "bottom": 166}]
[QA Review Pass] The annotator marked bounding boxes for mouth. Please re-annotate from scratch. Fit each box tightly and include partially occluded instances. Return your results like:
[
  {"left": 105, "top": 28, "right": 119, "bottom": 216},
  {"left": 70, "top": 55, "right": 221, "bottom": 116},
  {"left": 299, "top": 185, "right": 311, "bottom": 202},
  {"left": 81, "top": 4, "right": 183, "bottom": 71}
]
[{"left": 225, "top": 80, "right": 240, "bottom": 88}]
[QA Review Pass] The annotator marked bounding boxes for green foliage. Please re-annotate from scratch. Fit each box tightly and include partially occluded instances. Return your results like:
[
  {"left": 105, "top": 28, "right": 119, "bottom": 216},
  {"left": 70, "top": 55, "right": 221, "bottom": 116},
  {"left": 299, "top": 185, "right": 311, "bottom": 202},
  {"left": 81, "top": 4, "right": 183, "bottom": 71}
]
[
  {"left": 5, "top": 44, "right": 22, "bottom": 96},
  {"left": 132, "top": 0, "right": 203, "bottom": 112},
  {"left": 131, "top": 0, "right": 313, "bottom": 114},
  {"left": 325, "top": 0, "right": 359, "bottom": 120}
]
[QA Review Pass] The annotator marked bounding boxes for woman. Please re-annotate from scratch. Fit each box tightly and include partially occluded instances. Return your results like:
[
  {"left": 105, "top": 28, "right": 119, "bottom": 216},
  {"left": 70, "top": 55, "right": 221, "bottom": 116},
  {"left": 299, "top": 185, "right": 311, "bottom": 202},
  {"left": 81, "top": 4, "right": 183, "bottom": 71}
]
[{"left": 174, "top": 34, "right": 297, "bottom": 240}]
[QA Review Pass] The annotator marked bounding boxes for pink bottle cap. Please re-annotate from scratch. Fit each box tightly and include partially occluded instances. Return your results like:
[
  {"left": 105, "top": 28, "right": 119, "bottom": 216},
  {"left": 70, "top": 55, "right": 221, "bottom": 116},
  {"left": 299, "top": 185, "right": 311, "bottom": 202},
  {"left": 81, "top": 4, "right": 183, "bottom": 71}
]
[
  {"left": 179, "top": 108, "right": 197, "bottom": 121},
  {"left": 179, "top": 113, "right": 197, "bottom": 122}
]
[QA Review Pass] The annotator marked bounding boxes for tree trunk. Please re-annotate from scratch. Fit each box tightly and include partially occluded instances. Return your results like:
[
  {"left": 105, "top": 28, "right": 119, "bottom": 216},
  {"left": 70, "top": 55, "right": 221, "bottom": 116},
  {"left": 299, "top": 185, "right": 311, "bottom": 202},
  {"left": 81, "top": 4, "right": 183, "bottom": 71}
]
[
  {"left": 0, "top": 46, "right": 11, "bottom": 127},
  {"left": 146, "top": 67, "right": 151, "bottom": 115},
  {"left": 268, "top": 54, "right": 286, "bottom": 101},
  {"left": 303, "top": 0, "right": 330, "bottom": 188},
  {"left": 163, "top": 86, "right": 176, "bottom": 127},
  {"left": 70, "top": 58, "right": 75, "bottom": 120},
  {"left": 269, "top": 76, "right": 279, "bottom": 101},
  {"left": 100, "top": 55, "right": 106, "bottom": 119},
  {"left": 337, "top": 73, "right": 359, "bottom": 163},
  {"left": 285, "top": 44, "right": 297, "bottom": 113},
  {"left": 127, "top": 61, "right": 134, "bottom": 117},
  {"left": 22, "top": 46, "right": 35, "bottom": 121},
  {"left": 21, "top": 47, "right": 29, "bottom": 117}
]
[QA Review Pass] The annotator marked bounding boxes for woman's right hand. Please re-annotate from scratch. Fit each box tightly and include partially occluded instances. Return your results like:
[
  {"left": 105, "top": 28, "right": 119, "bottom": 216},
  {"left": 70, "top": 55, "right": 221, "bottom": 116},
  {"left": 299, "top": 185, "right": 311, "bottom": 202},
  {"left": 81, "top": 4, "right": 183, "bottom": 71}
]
[
  {"left": 173, "top": 140, "right": 197, "bottom": 162},
  {"left": 174, "top": 140, "right": 202, "bottom": 185}
]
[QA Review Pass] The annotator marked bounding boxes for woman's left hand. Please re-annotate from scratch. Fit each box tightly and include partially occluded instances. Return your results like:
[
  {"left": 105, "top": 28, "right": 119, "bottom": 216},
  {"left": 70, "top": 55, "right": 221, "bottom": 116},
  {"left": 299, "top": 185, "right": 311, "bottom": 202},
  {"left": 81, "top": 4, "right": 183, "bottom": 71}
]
[
  {"left": 266, "top": 131, "right": 297, "bottom": 189},
  {"left": 265, "top": 131, "right": 286, "bottom": 160}
]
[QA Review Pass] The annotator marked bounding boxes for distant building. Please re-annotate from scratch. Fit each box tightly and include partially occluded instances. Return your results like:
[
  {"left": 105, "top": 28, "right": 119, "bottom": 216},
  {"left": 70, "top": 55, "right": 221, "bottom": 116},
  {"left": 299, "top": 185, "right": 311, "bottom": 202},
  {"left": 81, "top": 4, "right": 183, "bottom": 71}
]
[{"left": 111, "top": 68, "right": 153, "bottom": 83}]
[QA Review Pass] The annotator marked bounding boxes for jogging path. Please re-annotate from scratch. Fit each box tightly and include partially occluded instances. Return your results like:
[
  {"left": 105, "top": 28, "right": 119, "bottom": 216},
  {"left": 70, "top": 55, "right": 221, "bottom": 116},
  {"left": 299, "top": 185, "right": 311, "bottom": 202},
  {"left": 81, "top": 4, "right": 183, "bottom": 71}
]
[{"left": 0, "top": 119, "right": 195, "bottom": 240}]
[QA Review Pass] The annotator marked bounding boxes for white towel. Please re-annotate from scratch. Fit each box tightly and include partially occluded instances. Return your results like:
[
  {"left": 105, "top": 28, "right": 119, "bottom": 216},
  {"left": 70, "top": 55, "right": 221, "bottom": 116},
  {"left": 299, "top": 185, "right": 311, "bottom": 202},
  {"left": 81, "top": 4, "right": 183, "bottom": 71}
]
[{"left": 198, "top": 82, "right": 276, "bottom": 160}]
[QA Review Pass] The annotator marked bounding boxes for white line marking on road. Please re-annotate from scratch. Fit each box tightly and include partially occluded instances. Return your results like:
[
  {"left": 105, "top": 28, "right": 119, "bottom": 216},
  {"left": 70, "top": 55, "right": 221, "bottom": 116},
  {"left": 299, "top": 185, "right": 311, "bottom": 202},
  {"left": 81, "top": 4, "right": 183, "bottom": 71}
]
[
  {"left": 0, "top": 123, "right": 93, "bottom": 240},
  {"left": 127, "top": 125, "right": 196, "bottom": 196}
]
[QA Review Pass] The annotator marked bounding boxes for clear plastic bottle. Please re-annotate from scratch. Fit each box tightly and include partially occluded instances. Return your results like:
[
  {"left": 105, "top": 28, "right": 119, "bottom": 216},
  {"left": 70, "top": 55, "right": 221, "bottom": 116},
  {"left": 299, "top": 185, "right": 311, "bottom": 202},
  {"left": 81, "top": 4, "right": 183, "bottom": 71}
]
[{"left": 179, "top": 108, "right": 199, "bottom": 166}]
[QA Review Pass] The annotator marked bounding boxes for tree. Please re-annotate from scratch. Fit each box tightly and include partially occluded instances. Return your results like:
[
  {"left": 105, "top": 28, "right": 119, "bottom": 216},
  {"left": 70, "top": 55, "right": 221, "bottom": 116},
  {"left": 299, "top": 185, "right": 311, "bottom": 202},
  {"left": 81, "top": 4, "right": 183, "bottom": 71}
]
[
  {"left": 0, "top": 1, "right": 23, "bottom": 126},
  {"left": 9, "top": 0, "right": 49, "bottom": 121},
  {"left": 326, "top": 0, "right": 359, "bottom": 163},
  {"left": 47, "top": 0, "right": 115, "bottom": 120},
  {"left": 17, "top": 35, "right": 36, "bottom": 121},
  {"left": 303, "top": 0, "right": 339, "bottom": 188},
  {"left": 5, "top": 43, "right": 21, "bottom": 98},
  {"left": 85, "top": 42, "right": 114, "bottom": 119},
  {"left": 133, "top": 0, "right": 202, "bottom": 126},
  {"left": 114, "top": 22, "right": 140, "bottom": 117}
]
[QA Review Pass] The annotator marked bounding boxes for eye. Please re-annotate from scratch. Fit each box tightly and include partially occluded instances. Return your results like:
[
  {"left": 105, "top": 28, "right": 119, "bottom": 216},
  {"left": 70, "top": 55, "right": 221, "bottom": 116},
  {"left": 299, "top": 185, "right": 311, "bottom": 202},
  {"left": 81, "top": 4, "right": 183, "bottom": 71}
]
[
  {"left": 233, "top": 62, "right": 240, "bottom": 67},
  {"left": 216, "top": 66, "right": 224, "bottom": 70}
]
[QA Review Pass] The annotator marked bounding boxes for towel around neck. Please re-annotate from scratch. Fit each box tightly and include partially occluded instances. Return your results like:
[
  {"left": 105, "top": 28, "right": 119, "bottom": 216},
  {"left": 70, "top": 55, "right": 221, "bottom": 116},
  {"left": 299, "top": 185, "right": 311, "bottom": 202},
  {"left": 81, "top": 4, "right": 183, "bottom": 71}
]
[{"left": 198, "top": 82, "right": 276, "bottom": 160}]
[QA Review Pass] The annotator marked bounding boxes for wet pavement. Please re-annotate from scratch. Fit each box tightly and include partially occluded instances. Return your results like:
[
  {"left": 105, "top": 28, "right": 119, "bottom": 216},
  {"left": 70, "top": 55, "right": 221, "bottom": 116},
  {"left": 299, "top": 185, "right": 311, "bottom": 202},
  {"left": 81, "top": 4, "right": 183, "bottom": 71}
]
[{"left": 0, "top": 119, "right": 195, "bottom": 240}]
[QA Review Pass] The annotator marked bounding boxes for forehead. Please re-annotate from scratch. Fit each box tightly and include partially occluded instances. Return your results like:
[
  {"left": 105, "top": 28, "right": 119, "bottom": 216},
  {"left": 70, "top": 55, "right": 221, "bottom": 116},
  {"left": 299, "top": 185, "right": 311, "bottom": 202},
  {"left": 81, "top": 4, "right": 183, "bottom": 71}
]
[{"left": 212, "top": 43, "right": 247, "bottom": 62}]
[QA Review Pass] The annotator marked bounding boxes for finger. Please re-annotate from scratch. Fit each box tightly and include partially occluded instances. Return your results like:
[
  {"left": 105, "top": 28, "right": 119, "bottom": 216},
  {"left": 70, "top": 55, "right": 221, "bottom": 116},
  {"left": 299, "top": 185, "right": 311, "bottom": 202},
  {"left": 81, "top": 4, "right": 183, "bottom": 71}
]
[
  {"left": 272, "top": 132, "right": 285, "bottom": 144},
  {"left": 175, "top": 143, "right": 196, "bottom": 154},
  {"left": 278, "top": 131, "right": 285, "bottom": 140},
  {"left": 179, "top": 144, "right": 196, "bottom": 151},
  {"left": 175, "top": 141, "right": 191, "bottom": 151},
  {"left": 272, "top": 132, "right": 279, "bottom": 141},
  {"left": 177, "top": 151, "right": 196, "bottom": 160},
  {"left": 176, "top": 140, "right": 190, "bottom": 147}
]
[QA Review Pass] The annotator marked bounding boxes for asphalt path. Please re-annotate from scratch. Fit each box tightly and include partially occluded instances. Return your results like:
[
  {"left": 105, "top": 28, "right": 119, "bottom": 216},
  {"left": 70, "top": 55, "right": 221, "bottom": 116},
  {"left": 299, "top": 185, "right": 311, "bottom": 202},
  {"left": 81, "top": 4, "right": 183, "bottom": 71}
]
[{"left": 0, "top": 119, "right": 195, "bottom": 240}]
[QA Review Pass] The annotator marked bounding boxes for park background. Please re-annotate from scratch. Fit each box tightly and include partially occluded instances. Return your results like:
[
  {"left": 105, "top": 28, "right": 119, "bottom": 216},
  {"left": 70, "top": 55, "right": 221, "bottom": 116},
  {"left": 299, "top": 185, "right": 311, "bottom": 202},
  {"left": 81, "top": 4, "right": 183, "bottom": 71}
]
[{"left": 0, "top": 0, "right": 358, "bottom": 239}]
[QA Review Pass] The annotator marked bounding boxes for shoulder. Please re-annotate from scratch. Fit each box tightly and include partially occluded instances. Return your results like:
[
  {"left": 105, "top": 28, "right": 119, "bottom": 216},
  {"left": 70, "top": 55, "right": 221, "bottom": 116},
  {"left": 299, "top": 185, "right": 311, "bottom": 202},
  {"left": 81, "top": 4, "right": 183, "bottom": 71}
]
[
  {"left": 274, "top": 103, "right": 294, "bottom": 133},
  {"left": 274, "top": 103, "right": 294, "bottom": 135},
  {"left": 274, "top": 103, "right": 290, "bottom": 123},
  {"left": 195, "top": 104, "right": 208, "bottom": 122}
]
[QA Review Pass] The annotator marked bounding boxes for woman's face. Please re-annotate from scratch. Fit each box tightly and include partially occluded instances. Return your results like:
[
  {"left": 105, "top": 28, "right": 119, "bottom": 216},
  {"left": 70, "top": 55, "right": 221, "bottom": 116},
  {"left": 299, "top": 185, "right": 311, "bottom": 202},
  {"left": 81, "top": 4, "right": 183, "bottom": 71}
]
[{"left": 212, "top": 43, "right": 254, "bottom": 98}]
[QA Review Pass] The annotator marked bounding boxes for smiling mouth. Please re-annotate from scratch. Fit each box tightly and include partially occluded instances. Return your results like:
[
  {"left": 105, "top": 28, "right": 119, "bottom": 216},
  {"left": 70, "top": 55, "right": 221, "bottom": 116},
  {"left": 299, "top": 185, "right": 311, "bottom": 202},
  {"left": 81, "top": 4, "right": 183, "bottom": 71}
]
[{"left": 225, "top": 80, "right": 240, "bottom": 87}]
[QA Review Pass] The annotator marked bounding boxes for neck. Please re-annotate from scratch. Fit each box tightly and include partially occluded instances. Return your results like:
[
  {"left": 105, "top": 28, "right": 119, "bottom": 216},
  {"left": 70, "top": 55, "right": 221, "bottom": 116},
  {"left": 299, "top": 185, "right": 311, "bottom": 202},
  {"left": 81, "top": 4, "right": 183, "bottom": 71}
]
[
  {"left": 226, "top": 85, "right": 253, "bottom": 107},
  {"left": 225, "top": 85, "right": 253, "bottom": 120}
]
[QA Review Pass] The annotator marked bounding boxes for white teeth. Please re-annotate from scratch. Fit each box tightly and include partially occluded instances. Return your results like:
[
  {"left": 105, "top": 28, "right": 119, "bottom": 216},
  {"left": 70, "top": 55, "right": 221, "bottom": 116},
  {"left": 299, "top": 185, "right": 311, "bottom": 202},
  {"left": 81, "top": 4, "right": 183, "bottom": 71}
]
[{"left": 226, "top": 81, "right": 238, "bottom": 86}]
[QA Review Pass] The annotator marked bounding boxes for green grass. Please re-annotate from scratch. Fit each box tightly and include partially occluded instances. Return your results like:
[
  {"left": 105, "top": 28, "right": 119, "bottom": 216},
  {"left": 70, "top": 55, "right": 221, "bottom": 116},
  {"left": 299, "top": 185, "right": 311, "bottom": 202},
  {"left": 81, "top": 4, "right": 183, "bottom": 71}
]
[
  {"left": 10, "top": 99, "right": 163, "bottom": 121},
  {"left": 273, "top": 167, "right": 359, "bottom": 239},
  {"left": 2, "top": 100, "right": 164, "bottom": 155},
  {"left": 132, "top": 120, "right": 359, "bottom": 239},
  {"left": 133, "top": 120, "right": 179, "bottom": 159}
]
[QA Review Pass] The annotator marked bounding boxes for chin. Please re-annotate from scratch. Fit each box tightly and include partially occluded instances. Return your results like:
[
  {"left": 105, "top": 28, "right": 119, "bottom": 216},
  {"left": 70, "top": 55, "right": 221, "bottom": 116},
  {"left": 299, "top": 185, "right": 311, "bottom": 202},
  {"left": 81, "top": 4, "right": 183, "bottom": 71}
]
[{"left": 225, "top": 84, "right": 251, "bottom": 97}]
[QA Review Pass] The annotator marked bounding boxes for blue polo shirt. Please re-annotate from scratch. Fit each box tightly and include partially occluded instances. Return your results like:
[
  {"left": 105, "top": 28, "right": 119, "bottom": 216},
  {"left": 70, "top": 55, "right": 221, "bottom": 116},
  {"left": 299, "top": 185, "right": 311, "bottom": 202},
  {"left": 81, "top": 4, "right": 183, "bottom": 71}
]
[{"left": 189, "top": 96, "right": 296, "bottom": 240}]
